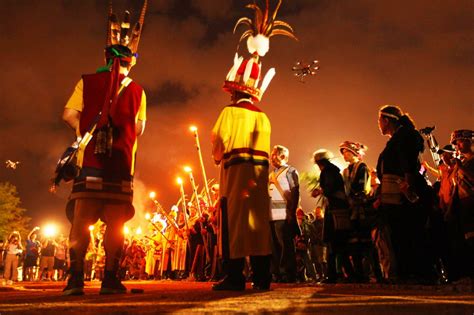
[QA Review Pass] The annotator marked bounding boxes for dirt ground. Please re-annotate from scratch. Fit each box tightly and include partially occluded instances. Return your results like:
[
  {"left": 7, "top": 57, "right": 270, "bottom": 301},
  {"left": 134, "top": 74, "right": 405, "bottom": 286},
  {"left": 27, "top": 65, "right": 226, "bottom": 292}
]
[{"left": 0, "top": 280, "right": 472, "bottom": 314}]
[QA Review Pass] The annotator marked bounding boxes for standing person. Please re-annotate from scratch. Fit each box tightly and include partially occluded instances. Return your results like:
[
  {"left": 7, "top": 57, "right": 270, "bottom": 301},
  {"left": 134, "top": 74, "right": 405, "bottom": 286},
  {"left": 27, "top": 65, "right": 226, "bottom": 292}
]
[
  {"left": 375, "top": 105, "right": 433, "bottom": 283},
  {"left": 211, "top": 0, "right": 296, "bottom": 291},
  {"left": 445, "top": 129, "right": 474, "bottom": 281},
  {"left": 23, "top": 227, "right": 41, "bottom": 281},
  {"left": 38, "top": 235, "right": 56, "bottom": 281},
  {"left": 295, "top": 208, "right": 318, "bottom": 282},
  {"left": 311, "top": 150, "right": 353, "bottom": 283},
  {"left": 339, "top": 141, "right": 377, "bottom": 282},
  {"left": 435, "top": 145, "right": 457, "bottom": 214},
  {"left": 211, "top": 87, "right": 272, "bottom": 291},
  {"left": 2, "top": 231, "right": 23, "bottom": 285},
  {"left": 312, "top": 206, "right": 328, "bottom": 282},
  {"left": 54, "top": 235, "right": 68, "bottom": 281},
  {"left": 268, "top": 145, "right": 300, "bottom": 283},
  {"left": 60, "top": 1, "right": 148, "bottom": 296}
]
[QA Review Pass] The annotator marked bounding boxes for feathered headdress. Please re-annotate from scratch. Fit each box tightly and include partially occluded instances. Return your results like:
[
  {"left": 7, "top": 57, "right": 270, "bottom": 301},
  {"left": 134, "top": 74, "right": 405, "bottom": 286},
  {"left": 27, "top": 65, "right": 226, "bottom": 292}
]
[
  {"left": 234, "top": 0, "right": 297, "bottom": 57},
  {"left": 223, "top": 0, "right": 297, "bottom": 101},
  {"left": 106, "top": 0, "right": 148, "bottom": 66}
]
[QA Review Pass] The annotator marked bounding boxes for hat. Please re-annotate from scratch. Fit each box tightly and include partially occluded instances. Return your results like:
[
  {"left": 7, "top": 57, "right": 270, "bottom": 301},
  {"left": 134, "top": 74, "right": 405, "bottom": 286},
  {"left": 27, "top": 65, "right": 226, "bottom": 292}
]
[
  {"left": 339, "top": 141, "right": 367, "bottom": 158},
  {"left": 437, "top": 144, "right": 455, "bottom": 154},
  {"left": 313, "top": 149, "right": 334, "bottom": 162},
  {"left": 224, "top": 0, "right": 297, "bottom": 101},
  {"left": 105, "top": 0, "right": 148, "bottom": 67},
  {"left": 450, "top": 129, "right": 473, "bottom": 145}
]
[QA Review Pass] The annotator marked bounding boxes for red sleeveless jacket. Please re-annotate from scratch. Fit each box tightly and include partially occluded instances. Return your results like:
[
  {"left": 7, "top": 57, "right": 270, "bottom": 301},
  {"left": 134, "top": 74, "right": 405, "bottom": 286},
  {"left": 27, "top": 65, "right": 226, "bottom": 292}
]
[{"left": 80, "top": 72, "right": 143, "bottom": 181}]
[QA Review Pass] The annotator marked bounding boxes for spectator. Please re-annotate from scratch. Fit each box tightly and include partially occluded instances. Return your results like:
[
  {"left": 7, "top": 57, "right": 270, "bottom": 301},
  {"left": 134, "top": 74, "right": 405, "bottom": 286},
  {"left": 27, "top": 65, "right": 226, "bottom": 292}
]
[
  {"left": 2, "top": 231, "right": 23, "bottom": 285},
  {"left": 311, "top": 149, "right": 354, "bottom": 283},
  {"left": 24, "top": 227, "right": 41, "bottom": 281},
  {"left": 54, "top": 235, "right": 68, "bottom": 281},
  {"left": 312, "top": 207, "right": 328, "bottom": 282},
  {"left": 295, "top": 208, "right": 317, "bottom": 282},
  {"left": 38, "top": 236, "right": 56, "bottom": 281},
  {"left": 268, "top": 145, "right": 300, "bottom": 283},
  {"left": 445, "top": 129, "right": 474, "bottom": 282},
  {"left": 376, "top": 105, "right": 434, "bottom": 283}
]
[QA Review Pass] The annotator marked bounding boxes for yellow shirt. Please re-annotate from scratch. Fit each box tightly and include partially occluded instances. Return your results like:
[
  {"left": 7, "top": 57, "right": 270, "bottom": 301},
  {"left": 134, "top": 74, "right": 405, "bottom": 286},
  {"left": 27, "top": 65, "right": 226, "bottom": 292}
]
[{"left": 211, "top": 101, "right": 271, "bottom": 166}]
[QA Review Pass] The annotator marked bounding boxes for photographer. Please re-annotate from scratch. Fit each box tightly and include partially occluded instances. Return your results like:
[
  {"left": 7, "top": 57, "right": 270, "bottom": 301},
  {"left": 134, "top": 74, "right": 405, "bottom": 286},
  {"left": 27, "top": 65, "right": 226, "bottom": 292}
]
[
  {"left": 24, "top": 227, "right": 41, "bottom": 281},
  {"left": 38, "top": 235, "right": 56, "bottom": 281},
  {"left": 2, "top": 231, "right": 23, "bottom": 285}
]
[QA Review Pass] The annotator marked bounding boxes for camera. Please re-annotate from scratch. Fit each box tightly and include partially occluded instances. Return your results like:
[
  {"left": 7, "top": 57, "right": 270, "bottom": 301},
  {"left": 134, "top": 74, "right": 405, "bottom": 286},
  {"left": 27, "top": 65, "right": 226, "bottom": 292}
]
[{"left": 420, "top": 126, "right": 435, "bottom": 135}]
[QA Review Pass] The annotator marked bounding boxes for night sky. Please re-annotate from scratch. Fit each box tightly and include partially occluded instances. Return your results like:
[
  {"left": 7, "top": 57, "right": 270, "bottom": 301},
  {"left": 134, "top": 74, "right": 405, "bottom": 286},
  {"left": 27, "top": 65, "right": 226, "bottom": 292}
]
[{"left": 0, "top": 0, "right": 472, "bottom": 234}]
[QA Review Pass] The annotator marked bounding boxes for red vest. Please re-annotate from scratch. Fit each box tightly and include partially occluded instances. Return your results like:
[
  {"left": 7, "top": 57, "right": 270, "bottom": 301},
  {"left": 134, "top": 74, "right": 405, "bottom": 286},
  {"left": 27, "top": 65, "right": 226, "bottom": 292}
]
[{"left": 80, "top": 72, "right": 143, "bottom": 181}]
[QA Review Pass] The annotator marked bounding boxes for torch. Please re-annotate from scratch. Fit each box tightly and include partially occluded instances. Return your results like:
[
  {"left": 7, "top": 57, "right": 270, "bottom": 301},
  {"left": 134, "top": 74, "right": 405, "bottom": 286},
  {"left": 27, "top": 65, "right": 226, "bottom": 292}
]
[
  {"left": 184, "top": 166, "right": 203, "bottom": 216},
  {"left": 189, "top": 126, "right": 212, "bottom": 206},
  {"left": 184, "top": 166, "right": 210, "bottom": 261},
  {"left": 177, "top": 177, "right": 189, "bottom": 231},
  {"left": 149, "top": 191, "right": 180, "bottom": 232}
]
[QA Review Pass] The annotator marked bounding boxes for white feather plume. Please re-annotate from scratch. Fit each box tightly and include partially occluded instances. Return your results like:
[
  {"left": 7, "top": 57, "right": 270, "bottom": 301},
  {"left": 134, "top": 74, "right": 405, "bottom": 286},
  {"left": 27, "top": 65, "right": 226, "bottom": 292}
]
[
  {"left": 260, "top": 68, "right": 275, "bottom": 94},
  {"left": 226, "top": 53, "right": 243, "bottom": 81},
  {"left": 247, "top": 34, "right": 270, "bottom": 56}
]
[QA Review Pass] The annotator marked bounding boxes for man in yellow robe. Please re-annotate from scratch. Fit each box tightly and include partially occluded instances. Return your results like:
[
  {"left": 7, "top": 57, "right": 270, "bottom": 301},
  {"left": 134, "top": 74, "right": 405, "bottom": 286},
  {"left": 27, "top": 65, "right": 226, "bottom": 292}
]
[
  {"left": 212, "top": 89, "right": 272, "bottom": 291},
  {"left": 210, "top": 0, "right": 296, "bottom": 290}
]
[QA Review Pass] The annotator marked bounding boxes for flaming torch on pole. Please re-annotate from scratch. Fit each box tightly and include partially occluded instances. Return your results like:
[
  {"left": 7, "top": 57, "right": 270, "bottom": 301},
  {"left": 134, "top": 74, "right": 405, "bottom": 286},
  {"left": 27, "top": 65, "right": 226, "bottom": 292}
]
[
  {"left": 189, "top": 126, "right": 212, "bottom": 206},
  {"left": 176, "top": 177, "right": 189, "bottom": 232},
  {"left": 184, "top": 166, "right": 203, "bottom": 216},
  {"left": 184, "top": 166, "right": 210, "bottom": 262}
]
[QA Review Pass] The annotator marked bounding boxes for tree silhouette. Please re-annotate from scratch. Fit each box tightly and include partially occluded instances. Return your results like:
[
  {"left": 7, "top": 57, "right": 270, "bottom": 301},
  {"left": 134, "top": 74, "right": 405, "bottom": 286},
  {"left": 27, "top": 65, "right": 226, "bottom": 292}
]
[{"left": 0, "top": 182, "right": 30, "bottom": 242}]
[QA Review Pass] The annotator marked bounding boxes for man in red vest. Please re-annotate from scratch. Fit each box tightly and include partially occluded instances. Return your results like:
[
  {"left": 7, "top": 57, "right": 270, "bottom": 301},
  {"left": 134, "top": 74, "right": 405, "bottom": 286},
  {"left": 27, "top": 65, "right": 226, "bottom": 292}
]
[{"left": 61, "top": 2, "right": 148, "bottom": 296}]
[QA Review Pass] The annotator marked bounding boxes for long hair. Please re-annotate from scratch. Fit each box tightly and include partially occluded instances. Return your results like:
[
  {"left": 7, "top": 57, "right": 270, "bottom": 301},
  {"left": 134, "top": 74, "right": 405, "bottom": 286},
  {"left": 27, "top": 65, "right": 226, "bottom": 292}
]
[
  {"left": 380, "top": 105, "right": 424, "bottom": 152},
  {"left": 380, "top": 105, "right": 417, "bottom": 129}
]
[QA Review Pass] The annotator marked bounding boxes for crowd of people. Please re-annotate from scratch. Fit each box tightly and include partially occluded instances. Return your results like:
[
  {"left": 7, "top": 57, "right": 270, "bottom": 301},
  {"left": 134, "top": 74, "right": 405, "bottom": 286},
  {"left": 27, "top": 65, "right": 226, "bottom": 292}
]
[
  {"left": 2, "top": 0, "right": 472, "bottom": 296},
  {"left": 2, "top": 118, "right": 472, "bottom": 288},
  {"left": 1, "top": 228, "right": 68, "bottom": 284}
]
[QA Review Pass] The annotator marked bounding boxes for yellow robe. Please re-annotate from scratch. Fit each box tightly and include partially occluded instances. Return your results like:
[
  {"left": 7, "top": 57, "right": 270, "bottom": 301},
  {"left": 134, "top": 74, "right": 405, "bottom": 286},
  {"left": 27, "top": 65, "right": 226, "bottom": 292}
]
[{"left": 211, "top": 100, "right": 272, "bottom": 259}]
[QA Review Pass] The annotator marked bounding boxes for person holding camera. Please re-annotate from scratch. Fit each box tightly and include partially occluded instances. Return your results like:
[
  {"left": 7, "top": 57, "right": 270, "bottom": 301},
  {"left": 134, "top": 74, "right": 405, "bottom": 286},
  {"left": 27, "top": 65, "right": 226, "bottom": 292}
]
[
  {"left": 24, "top": 227, "right": 41, "bottom": 281},
  {"left": 2, "top": 231, "right": 23, "bottom": 285},
  {"left": 38, "top": 235, "right": 56, "bottom": 281}
]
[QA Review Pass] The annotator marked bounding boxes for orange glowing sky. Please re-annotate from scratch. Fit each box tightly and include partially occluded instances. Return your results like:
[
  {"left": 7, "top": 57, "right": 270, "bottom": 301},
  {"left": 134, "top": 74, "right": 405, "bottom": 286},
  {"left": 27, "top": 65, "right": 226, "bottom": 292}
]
[{"left": 0, "top": 0, "right": 472, "bottom": 232}]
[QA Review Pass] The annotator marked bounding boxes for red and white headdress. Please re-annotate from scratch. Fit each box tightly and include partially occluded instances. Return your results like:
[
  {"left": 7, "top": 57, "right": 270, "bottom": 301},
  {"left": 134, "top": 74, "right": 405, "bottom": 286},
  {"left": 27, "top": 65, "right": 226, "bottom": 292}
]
[{"left": 223, "top": 0, "right": 297, "bottom": 101}]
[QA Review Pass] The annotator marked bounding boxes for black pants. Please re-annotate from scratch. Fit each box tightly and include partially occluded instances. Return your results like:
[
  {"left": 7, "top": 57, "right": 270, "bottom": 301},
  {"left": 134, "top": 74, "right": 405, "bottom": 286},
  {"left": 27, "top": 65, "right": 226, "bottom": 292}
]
[
  {"left": 223, "top": 255, "right": 271, "bottom": 285},
  {"left": 270, "top": 220, "right": 297, "bottom": 280}
]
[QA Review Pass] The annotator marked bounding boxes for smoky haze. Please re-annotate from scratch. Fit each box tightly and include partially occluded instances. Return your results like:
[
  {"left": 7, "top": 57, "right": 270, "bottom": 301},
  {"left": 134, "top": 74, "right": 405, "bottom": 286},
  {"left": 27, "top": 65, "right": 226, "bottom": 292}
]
[{"left": 0, "top": 0, "right": 472, "bottom": 234}]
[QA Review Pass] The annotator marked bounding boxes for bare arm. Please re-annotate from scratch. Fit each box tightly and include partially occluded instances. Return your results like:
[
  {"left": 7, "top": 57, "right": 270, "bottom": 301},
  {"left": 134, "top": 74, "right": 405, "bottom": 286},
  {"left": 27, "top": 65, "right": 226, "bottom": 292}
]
[
  {"left": 136, "top": 120, "right": 145, "bottom": 136},
  {"left": 27, "top": 227, "right": 40, "bottom": 240},
  {"left": 62, "top": 108, "right": 81, "bottom": 136}
]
